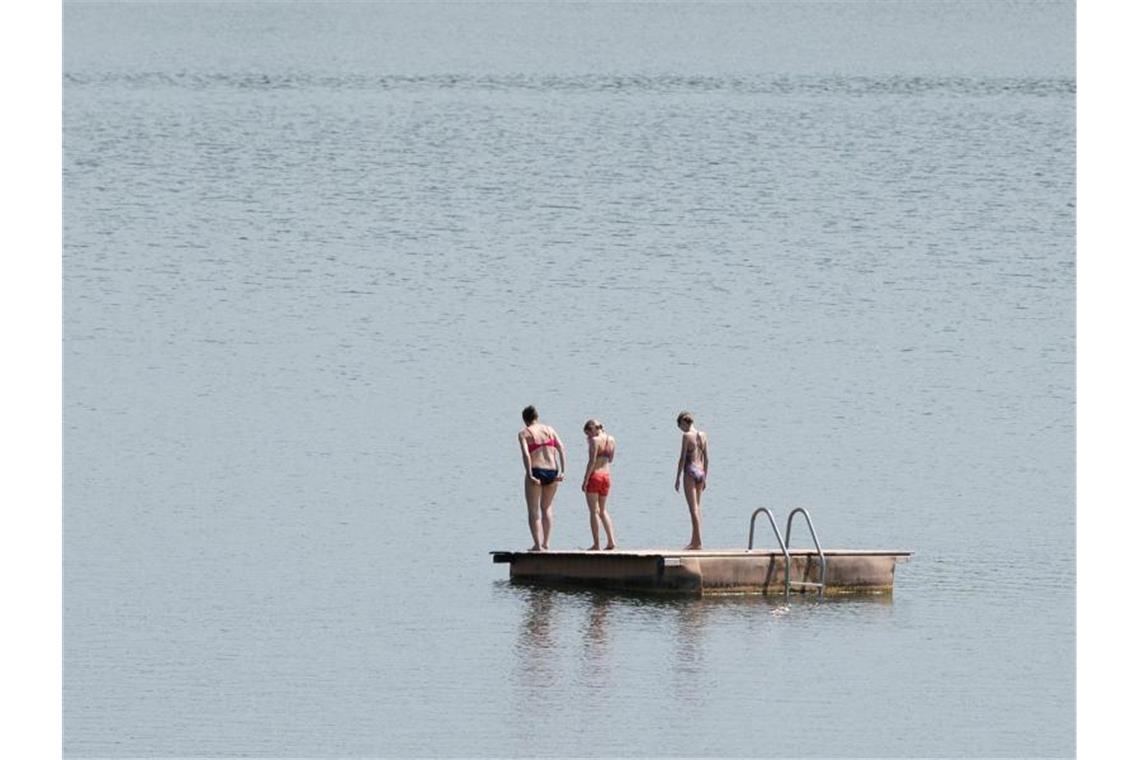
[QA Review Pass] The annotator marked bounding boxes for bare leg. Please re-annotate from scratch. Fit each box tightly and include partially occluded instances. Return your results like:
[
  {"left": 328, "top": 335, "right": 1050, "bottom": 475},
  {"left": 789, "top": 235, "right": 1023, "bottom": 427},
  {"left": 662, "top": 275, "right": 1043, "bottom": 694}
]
[
  {"left": 584, "top": 492, "right": 601, "bottom": 550},
  {"left": 539, "top": 481, "right": 559, "bottom": 550},
  {"left": 598, "top": 493, "right": 616, "bottom": 550},
  {"left": 683, "top": 474, "right": 702, "bottom": 550},
  {"left": 525, "top": 475, "right": 543, "bottom": 551}
]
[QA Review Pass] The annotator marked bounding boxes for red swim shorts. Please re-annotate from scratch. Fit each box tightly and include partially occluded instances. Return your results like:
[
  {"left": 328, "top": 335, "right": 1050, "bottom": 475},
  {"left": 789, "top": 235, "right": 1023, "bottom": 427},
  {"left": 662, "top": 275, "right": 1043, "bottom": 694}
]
[{"left": 586, "top": 470, "right": 611, "bottom": 496}]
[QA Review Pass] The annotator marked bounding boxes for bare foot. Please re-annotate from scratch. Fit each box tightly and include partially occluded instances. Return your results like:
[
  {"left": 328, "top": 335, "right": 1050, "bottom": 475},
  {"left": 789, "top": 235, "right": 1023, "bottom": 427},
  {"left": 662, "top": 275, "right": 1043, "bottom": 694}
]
[
  {"left": 583, "top": 545, "right": 600, "bottom": 551},
  {"left": 528, "top": 545, "right": 543, "bottom": 552},
  {"left": 683, "top": 543, "right": 702, "bottom": 551},
  {"left": 604, "top": 545, "right": 616, "bottom": 551}
]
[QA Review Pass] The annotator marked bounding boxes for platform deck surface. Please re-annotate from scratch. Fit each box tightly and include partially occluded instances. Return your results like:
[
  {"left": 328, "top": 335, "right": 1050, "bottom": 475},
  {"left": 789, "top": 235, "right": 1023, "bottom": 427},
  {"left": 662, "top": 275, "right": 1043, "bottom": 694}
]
[{"left": 491, "top": 547, "right": 911, "bottom": 595}]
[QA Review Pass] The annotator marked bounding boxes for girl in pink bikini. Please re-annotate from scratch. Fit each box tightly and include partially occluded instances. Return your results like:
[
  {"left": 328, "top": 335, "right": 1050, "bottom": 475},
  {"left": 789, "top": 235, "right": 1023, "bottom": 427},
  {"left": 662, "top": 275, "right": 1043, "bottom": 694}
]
[
  {"left": 518, "top": 405, "right": 566, "bottom": 551},
  {"left": 674, "top": 410, "right": 709, "bottom": 550},
  {"left": 581, "top": 419, "right": 617, "bottom": 551}
]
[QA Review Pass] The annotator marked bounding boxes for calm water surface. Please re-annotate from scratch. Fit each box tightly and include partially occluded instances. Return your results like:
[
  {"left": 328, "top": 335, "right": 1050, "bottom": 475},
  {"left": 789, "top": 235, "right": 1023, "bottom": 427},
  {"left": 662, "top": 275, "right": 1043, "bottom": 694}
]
[{"left": 64, "top": 2, "right": 1074, "bottom": 757}]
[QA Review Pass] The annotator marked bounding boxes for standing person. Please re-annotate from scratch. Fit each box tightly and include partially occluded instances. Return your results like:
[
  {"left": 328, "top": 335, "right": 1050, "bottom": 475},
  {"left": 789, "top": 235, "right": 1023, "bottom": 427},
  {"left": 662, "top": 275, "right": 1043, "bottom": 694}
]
[
  {"left": 580, "top": 419, "right": 617, "bottom": 551},
  {"left": 674, "top": 410, "right": 709, "bottom": 550},
  {"left": 518, "top": 405, "right": 566, "bottom": 551}
]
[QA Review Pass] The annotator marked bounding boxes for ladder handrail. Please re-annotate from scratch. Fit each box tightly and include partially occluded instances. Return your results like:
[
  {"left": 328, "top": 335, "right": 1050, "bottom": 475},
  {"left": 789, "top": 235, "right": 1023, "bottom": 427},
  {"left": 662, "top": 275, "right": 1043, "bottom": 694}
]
[
  {"left": 747, "top": 507, "right": 787, "bottom": 552},
  {"left": 784, "top": 507, "right": 827, "bottom": 598},
  {"left": 747, "top": 508, "right": 793, "bottom": 598}
]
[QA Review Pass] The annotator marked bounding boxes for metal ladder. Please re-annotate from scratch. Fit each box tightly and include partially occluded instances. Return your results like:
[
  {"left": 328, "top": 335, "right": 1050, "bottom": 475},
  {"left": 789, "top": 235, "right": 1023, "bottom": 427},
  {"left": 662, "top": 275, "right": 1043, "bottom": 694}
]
[{"left": 747, "top": 507, "right": 827, "bottom": 599}]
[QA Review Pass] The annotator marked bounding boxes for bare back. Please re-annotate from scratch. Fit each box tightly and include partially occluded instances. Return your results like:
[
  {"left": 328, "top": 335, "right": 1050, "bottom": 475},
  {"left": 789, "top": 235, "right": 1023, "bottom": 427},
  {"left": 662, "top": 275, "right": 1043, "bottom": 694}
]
[
  {"left": 589, "top": 433, "right": 615, "bottom": 474},
  {"left": 521, "top": 423, "right": 561, "bottom": 470}
]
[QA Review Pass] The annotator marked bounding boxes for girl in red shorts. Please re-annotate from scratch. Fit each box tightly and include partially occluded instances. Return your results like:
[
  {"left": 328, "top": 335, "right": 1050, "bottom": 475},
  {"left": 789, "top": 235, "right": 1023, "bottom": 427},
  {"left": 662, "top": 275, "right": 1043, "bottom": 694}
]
[{"left": 581, "top": 419, "right": 617, "bottom": 550}]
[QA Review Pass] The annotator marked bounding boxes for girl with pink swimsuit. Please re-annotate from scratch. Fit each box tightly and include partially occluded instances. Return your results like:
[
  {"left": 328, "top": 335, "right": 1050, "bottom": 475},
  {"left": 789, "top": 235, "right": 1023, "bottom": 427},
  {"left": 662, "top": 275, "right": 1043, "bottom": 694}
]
[{"left": 518, "top": 405, "right": 566, "bottom": 551}]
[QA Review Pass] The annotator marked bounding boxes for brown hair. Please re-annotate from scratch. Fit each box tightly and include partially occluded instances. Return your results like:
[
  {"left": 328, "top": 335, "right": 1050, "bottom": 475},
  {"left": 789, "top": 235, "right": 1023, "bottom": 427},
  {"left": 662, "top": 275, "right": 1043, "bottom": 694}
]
[
  {"left": 522, "top": 405, "right": 538, "bottom": 425},
  {"left": 583, "top": 418, "right": 604, "bottom": 432},
  {"left": 676, "top": 410, "right": 694, "bottom": 425}
]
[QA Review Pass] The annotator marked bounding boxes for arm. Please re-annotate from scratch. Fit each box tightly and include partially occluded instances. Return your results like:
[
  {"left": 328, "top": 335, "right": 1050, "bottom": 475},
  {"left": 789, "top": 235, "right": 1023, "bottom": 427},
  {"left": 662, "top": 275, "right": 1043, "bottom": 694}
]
[
  {"left": 554, "top": 433, "right": 567, "bottom": 481},
  {"left": 582, "top": 438, "right": 598, "bottom": 491},
  {"left": 701, "top": 433, "right": 709, "bottom": 484},
  {"left": 519, "top": 432, "right": 539, "bottom": 484},
  {"left": 675, "top": 436, "right": 686, "bottom": 491}
]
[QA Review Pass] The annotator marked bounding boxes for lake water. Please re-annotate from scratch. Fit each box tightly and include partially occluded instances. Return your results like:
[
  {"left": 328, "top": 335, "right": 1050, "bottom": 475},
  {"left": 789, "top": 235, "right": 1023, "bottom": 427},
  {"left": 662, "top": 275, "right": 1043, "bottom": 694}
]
[{"left": 63, "top": 2, "right": 1075, "bottom": 757}]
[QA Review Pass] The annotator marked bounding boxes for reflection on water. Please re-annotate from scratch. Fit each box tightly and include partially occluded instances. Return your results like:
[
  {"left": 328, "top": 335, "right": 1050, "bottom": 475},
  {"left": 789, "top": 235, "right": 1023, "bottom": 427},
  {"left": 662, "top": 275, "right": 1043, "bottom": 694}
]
[
  {"left": 672, "top": 593, "right": 707, "bottom": 685},
  {"left": 508, "top": 582, "right": 870, "bottom": 706},
  {"left": 582, "top": 591, "right": 611, "bottom": 650},
  {"left": 578, "top": 590, "right": 612, "bottom": 692},
  {"left": 513, "top": 586, "right": 559, "bottom": 689}
]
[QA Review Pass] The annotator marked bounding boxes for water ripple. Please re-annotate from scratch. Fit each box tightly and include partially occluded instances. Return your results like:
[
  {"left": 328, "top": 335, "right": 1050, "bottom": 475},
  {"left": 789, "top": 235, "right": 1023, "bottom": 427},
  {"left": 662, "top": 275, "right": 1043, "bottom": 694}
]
[{"left": 64, "top": 71, "right": 1076, "bottom": 96}]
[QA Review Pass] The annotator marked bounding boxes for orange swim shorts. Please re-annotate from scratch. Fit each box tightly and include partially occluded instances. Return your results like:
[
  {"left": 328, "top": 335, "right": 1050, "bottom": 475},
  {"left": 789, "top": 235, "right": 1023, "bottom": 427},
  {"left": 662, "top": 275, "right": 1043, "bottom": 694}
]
[{"left": 586, "top": 470, "right": 611, "bottom": 496}]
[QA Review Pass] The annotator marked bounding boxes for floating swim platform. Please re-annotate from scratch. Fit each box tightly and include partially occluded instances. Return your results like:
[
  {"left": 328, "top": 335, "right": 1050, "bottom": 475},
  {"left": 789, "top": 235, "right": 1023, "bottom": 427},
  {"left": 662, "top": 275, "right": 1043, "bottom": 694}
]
[{"left": 490, "top": 548, "right": 912, "bottom": 596}]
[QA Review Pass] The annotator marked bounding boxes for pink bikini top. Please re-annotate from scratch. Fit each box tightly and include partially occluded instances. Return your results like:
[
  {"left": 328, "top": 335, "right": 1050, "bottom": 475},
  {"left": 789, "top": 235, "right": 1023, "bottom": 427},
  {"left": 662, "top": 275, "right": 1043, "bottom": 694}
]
[
  {"left": 596, "top": 437, "right": 614, "bottom": 459},
  {"left": 527, "top": 435, "right": 558, "bottom": 453}
]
